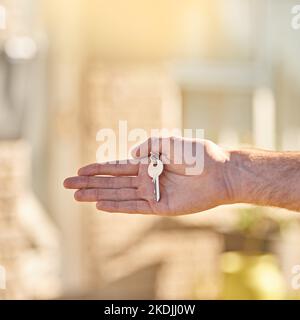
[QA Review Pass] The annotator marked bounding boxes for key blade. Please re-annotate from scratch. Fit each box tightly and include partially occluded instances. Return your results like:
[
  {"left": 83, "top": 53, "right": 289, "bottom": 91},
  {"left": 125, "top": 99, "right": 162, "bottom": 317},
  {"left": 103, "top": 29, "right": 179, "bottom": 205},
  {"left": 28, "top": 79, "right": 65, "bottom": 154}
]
[
  {"left": 153, "top": 175, "right": 160, "bottom": 202},
  {"left": 152, "top": 177, "right": 157, "bottom": 199},
  {"left": 148, "top": 158, "right": 163, "bottom": 202},
  {"left": 155, "top": 177, "right": 160, "bottom": 201}
]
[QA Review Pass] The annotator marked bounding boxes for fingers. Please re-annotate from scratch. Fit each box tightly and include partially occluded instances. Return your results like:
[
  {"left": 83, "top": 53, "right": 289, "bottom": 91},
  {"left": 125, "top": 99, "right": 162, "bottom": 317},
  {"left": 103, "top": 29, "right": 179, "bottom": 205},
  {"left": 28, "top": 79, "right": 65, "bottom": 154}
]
[
  {"left": 74, "top": 188, "right": 140, "bottom": 202},
  {"left": 96, "top": 200, "right": 152, "bottom": 214},
  {"left": 64, "top": 176, "right": 137, "bottom": 189},
  {"left": 131, "top": 137, "right": 176, "bottom": 160},
  {"left": 131, "top": 137, "right": 164, "bottom": 158},
  {"left": 78, "top": 161, "right": 139, "bottom": 176}
]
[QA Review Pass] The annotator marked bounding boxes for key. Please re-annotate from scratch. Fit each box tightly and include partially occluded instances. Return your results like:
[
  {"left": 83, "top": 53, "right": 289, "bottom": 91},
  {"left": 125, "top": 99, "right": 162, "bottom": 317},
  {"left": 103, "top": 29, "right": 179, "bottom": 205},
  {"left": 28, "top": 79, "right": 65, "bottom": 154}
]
[
  {"left": 148, "top": 153, "right": 164, "bottom": 202},
  {"left": 148, "top": 157, "right": 163, "bottom": 201}
]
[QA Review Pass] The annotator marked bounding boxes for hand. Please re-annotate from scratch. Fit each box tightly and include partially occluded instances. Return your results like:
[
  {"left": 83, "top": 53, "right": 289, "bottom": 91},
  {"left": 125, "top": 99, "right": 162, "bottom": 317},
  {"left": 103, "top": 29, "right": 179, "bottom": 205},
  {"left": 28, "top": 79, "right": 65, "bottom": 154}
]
[{"left": 63, "top": 137, "right": 232, "bottom": 216}]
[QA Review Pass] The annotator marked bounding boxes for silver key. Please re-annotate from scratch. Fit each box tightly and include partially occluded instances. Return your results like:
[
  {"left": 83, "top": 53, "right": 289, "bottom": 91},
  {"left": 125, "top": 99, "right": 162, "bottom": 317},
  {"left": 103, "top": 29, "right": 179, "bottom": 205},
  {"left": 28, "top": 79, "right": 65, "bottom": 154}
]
[{"left": 148, "top": 153, "right": 163, "bottom": 202}]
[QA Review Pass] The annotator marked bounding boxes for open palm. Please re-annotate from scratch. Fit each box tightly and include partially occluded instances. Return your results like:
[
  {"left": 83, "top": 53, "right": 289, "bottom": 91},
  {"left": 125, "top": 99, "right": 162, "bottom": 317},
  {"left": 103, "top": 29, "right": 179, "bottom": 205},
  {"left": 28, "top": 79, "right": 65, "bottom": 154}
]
[{"left": 64, "top": 137, "right": 231, "bottom": 216}]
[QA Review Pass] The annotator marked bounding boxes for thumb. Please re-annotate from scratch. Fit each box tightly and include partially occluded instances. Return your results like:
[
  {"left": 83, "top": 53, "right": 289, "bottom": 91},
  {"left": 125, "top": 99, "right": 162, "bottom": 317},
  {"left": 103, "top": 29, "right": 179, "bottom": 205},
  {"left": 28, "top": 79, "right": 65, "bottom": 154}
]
[{"left": 130, "top": 137, "right": 162, "bottom": 159}]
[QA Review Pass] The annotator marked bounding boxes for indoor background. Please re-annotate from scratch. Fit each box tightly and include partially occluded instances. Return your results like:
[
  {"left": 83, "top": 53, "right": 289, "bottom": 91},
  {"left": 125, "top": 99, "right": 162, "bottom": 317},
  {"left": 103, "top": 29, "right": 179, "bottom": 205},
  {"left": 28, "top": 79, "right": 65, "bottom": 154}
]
[{"left": 0, "top": 0, "right": 300, "bottom": 299}]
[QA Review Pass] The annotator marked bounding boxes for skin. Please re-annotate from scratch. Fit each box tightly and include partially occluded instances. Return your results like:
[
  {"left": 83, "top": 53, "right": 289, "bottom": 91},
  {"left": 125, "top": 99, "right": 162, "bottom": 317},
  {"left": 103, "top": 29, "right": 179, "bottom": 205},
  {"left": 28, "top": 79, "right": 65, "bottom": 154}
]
[{"left": 63, "top": 137, "right": 300, "bottom": 215}]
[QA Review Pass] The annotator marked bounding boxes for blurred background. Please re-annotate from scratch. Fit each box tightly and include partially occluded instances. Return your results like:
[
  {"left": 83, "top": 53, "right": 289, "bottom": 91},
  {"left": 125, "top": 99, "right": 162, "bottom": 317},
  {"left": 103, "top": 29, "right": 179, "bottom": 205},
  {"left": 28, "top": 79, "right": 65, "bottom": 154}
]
[{"left": 0, "top": 0, "right": 300, "bottom": 299}]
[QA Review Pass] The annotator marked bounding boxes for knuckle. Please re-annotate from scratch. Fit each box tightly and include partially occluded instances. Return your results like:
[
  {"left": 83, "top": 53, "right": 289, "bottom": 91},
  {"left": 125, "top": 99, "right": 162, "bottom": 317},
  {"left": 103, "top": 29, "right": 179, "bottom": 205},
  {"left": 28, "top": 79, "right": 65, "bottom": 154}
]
[{"left": 85, "top": 176, "right": 90, "bottom": 187}]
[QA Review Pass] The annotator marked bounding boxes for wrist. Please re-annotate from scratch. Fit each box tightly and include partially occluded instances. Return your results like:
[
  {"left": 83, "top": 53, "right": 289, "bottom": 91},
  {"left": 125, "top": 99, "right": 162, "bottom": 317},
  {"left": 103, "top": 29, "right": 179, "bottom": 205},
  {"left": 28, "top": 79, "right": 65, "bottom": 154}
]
[
  {"left": 223, "top": 149, "right": 252, "bottom": 205},
  {"left": 221, "top": 147, "right": 300, "bottom": 211}
]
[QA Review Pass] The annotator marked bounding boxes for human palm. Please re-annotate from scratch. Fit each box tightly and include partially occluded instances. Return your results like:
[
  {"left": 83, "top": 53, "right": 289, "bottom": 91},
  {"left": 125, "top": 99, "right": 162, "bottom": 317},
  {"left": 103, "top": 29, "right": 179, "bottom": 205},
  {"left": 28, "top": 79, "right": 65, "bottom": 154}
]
[{"left": 64, "top": 137, "right": 231, "bottom": 216}]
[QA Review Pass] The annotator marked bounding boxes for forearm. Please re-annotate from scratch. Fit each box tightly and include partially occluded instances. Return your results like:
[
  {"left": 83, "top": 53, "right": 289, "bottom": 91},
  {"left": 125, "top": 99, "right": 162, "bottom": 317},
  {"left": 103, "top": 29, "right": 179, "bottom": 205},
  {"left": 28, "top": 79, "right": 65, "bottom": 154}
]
[{"left": 225, "top": 149, "right": 300, "bottom": 212}]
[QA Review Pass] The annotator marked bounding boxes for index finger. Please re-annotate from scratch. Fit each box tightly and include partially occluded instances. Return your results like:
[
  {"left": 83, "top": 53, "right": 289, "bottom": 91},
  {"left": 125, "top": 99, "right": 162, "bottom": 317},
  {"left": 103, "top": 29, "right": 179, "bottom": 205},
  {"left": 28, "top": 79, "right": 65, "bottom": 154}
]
[
  {"left": 78, "top": 161, "right": 139, "bottom": 176},
  {"left": 131, "top": 137, "right": 176, "bottom": 159}
]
